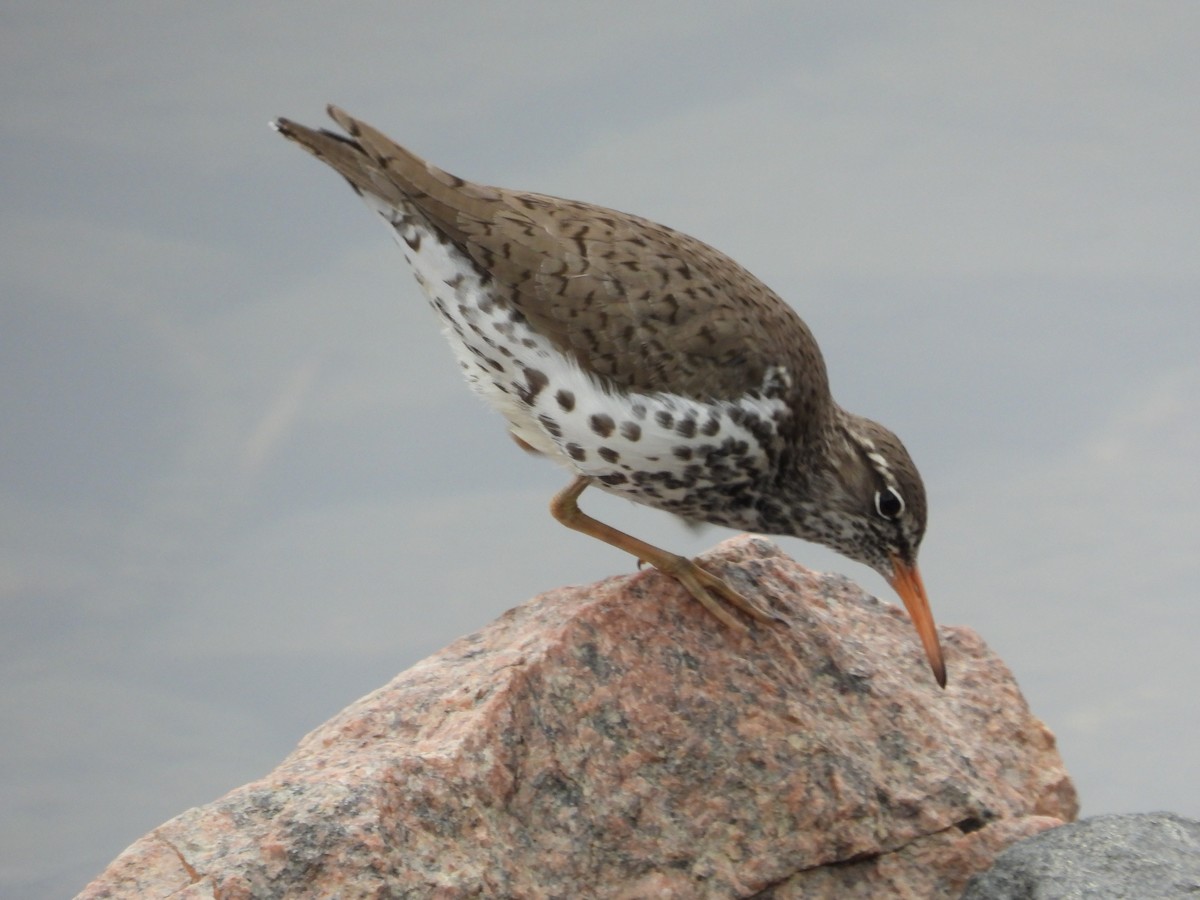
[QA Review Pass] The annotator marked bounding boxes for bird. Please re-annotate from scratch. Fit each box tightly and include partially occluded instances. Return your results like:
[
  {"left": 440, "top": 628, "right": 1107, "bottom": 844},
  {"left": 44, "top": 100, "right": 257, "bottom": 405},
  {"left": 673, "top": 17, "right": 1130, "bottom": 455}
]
[{"left": 273, "top": 106, "right": 947, "bottom": 687}]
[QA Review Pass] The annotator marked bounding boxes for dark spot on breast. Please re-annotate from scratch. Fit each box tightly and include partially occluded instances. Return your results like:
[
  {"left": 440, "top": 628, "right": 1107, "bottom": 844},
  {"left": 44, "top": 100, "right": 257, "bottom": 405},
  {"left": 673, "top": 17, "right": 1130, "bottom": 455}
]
[
  {"left": 619, "top": 421, "right": 642, "bottom": 441},
  {"left": 556, "top": 389, "right": 576, "bottom": 412},
  {"left": 676, "top": 418, "right": 697, "bottom": 439},
  {"left": 631, "top": 403, "right": 647, "bottom": 420},
  {"left": 599, "top": 472, "right": 628, "bottom": 485},
  {"left": 700, "top": 416, "right": 721, "bottom": 436},
  {"left": 566, "top": 443, "right": 586, "bottom": 461},
  {"left": 672, "top": 446, "right": 693, "bottom": 461},
  {"left": 655, "top": 410, "right": 674, "bottom": 429},
  {"left": 598, "top": 447, "right": 620, "bottom": 463},
  {"left": 516, "top": 367, "right": 549, "bottom": 405},
  {"left": 538, "top": 414, "right": 562, "bottom": 438},
  {"left": 589, "top": 413, "right": 615, "bottom": 437}
]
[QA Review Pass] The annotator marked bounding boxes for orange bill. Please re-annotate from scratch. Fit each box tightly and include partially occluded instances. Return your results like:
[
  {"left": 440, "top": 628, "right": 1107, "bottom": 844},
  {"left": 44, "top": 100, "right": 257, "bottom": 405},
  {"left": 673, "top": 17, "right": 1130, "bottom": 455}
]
[{"left": 887, "top": 554, "right": 947, "bottom": 688}]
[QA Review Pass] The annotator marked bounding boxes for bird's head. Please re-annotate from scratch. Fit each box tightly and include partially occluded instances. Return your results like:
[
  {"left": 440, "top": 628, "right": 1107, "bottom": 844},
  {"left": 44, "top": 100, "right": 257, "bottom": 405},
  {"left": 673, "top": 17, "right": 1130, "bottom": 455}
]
[{"left": 801, "top": 411, "right": 946, "bottom": 687}]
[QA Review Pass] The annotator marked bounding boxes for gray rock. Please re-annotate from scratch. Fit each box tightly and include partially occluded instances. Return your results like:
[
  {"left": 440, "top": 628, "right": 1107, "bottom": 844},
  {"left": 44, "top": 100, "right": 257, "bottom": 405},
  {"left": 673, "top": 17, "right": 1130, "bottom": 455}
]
[{"left": 961, "top": 812, "right": 1200, "bottom": 899}]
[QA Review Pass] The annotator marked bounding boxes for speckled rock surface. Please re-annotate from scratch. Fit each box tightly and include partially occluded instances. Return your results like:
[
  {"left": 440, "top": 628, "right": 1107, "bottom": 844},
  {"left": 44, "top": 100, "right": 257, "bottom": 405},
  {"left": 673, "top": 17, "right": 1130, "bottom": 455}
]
[
  {"left": 961, "top": 812, "right": 1200, "bottom": 899},
  {"left": 77, "top": 536, "right": 1077, "bottom": 899}
]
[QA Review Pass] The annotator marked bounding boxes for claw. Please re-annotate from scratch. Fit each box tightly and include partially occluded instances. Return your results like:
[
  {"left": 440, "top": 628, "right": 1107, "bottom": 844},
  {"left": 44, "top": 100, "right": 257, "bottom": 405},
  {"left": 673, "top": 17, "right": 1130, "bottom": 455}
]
[{"left": 658, "top": 555, "right": 774, "bottom": 628}]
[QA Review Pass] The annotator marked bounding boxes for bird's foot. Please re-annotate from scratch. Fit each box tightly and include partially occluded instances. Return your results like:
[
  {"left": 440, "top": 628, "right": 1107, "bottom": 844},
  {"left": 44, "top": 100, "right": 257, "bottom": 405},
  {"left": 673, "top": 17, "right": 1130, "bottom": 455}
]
[
  {"left": 550, "top": 475, "right": 779, "bottom": 630},
  {"left": 650, "top": 553, "right": 778, "bottom": 630}
]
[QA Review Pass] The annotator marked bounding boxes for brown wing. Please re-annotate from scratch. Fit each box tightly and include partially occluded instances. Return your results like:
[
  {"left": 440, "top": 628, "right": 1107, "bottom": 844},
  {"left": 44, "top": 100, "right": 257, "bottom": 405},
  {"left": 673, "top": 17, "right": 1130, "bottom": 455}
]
[{"left": 276, "top": 106, "right": 828, "bottom": 406}]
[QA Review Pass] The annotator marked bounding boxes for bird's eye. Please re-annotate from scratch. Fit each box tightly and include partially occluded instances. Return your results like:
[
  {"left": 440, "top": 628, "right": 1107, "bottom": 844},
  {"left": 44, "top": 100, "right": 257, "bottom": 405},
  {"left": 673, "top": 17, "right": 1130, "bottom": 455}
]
[{"left": 874, "top": 487, "right": 904, "bottom": 520}]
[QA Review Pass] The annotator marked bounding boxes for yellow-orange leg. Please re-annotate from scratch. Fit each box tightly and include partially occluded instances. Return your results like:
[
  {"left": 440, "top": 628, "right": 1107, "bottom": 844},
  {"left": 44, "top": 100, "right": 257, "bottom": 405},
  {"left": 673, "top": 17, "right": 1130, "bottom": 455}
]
[{"left": 549, "top": 475, "right": 775, "bottom": 629}]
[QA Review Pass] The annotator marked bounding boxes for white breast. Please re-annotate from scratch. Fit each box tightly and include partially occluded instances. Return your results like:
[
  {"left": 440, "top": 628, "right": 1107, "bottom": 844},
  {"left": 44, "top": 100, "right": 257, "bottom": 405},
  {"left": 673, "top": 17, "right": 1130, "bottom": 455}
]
[{"left": 364, "top": 196, "right": 789, "bottom": 524}]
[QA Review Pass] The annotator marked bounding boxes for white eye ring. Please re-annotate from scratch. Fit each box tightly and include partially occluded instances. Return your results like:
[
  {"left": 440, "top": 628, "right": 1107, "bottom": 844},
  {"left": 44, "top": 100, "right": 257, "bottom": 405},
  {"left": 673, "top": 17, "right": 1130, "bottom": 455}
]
[{"left": 874, "top": 487, "right": 904, "bottom": 520}]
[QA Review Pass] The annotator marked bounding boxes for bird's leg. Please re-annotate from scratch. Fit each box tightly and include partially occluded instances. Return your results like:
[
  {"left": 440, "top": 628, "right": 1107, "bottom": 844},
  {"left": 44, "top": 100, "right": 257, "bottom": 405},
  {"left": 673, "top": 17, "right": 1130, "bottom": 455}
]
[{"left": 549, "top": 476, "right": 774, "bottom": 629}]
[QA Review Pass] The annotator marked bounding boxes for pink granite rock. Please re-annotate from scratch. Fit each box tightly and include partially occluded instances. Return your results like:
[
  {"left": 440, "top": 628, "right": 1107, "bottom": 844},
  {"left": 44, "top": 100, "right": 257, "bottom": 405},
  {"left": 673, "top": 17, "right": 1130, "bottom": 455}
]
[{"left": 78, "top": 536, "right": 1077, "bottom": 899}]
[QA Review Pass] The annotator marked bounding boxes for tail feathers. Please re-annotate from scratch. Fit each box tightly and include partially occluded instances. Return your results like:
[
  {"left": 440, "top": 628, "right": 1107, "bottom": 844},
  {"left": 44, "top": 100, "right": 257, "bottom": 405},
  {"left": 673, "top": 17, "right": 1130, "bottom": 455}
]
[
  {"left": 273, "top": 106, "right": 501, "bottom": 244},
  {"left": 272, "top": 112, "right": 408, "bottom": 208}
]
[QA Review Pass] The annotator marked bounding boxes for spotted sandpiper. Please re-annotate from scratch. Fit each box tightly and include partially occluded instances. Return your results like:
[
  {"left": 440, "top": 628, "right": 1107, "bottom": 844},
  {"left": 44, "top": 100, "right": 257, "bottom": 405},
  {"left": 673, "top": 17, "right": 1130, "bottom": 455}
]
[{"left": 274, "top": 107, "right": 947, "bottom": 687}]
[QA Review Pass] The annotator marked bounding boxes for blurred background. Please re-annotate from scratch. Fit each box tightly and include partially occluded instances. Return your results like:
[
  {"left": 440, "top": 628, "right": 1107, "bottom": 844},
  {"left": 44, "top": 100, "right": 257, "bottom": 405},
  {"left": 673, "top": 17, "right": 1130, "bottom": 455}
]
[{"left": 2, "top": 4, "right": 1197, "bottom": 896}]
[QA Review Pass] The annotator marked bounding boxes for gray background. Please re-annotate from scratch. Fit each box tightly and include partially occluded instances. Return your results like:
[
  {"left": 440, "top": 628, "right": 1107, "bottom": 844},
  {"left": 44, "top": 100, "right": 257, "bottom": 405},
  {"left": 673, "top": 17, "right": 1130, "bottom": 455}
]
[{"left": 3, "top": 4, "right": 1198, "bottom": 896}]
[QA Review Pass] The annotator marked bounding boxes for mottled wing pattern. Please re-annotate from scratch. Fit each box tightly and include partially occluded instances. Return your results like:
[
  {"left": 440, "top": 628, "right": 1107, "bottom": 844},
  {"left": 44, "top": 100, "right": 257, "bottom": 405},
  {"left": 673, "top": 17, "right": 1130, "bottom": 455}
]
[{"left": 277, "top": 107, "right": 828, "bottom": 415}]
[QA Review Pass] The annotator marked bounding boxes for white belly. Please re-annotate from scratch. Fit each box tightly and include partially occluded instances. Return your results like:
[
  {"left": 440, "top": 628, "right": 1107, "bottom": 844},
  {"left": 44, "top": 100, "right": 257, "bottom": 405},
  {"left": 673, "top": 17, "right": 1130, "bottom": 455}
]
[{"left": 368, "top": 202, "right": 788, "bottom": 526}]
